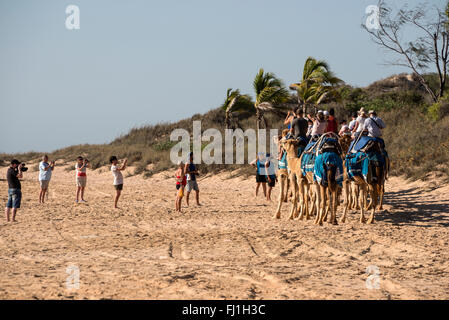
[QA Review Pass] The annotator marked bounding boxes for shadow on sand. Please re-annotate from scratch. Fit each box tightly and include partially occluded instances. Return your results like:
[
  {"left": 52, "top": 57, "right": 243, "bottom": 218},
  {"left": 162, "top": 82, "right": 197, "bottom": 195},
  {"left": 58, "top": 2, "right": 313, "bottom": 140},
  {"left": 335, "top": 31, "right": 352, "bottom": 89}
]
[{"left": 376, "top": 187, "right": 449, "bottom": 227}]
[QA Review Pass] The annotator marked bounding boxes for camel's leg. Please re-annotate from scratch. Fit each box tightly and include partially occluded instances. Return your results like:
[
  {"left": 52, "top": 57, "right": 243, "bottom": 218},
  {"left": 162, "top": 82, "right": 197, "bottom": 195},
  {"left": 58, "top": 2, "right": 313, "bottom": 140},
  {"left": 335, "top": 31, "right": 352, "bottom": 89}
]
[
  {"left": 284, "top": 176, "right": 290, "bottom": 202},
  {"left": 379, "top": 183, "right": 385, "bottom": 210},
  {"left": 359, "top": 184, "right": 367, "bottom": 223},
  {"left": 341, "top": 181, "right": 350, "bottom": 223},
  {"left": 308, "top": 187, "right": 316, "bottom": 217},
  {"left": 323, "top": 188, "right": 330, "bottom": 222},
  {"left": 295, "top": 178, "right": 304, "bottom": 219},
  {"left": 274, "top": 175, "right": 286, "bottom": 219},
  {"left": 317, "top": 186, "right": 327, "bottom": 226},
  {"left": 304, "top": 182, "right": 310, "bottom": 220},
  {"left": 367, "top": 186, "right": 377, "bottom": 224},
  {"left": 288, "top": 175, "right": 298, "bottom": 220},
  {"left": 313, "top": 184, "right": 321, "bottom": 225},
  {"left": 330, "top": 188, "right": 338, "bottom": 225}
]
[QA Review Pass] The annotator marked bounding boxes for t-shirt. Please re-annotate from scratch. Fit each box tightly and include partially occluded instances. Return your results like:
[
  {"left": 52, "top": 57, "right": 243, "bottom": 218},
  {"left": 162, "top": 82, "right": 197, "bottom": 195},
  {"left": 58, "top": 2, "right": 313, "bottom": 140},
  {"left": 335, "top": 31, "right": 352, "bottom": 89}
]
[
  {"left": 311, "top": 120, "right": 327, "bottom": 136},
  {"left": 75, "top": 163, "right": 87, "bottom": 177},
  {"left": 326, "top": 116, "right": 338, "bottom": 133},
  {"left": 291, "top": 117, "right": 308, "bottom": 139},
  {"left": 355, "top": 116, "right": 366, "bottom": 133},
  {"left": 111, "top": 165, "right": 124, "bottom": 185},
  {"left": 186, "top": 162, "right": 197, "bottom": 181},
  {"left": 39, "top": 161, "right": 52, "bottom": 181},
  {"left": 364, "top": 116, "right": 386, "bottom": 138},
  {"left": 348, "top": 119, "right": 357, "bottom": 131},
  {"left": 7, "top": 167, "right": 21, "bottom": 189}
]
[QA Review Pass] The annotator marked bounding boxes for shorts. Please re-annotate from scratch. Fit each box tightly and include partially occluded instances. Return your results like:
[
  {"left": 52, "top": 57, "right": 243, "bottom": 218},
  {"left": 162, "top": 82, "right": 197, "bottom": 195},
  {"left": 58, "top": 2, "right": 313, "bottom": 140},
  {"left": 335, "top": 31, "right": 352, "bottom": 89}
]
[
  {"left": 39, "top": 180, "right": 50, "bottom": 189},
  {"left": 6, "top": 188, "right": 22, "bottom": 209},
  {"left": 76, "top": 176, "right": 87, "bottom": 187},
  {"left": 256, "top": 174, "right": 267, "bottom": 183},
  {"left": 114, "top": 184, "right": 123, "bottom": 191},
  {"left": 186, "top": 180, "right": 199, "bottom": 192},
  {"left": 267, "top": 176, "right": 276, "bottom": 188}
]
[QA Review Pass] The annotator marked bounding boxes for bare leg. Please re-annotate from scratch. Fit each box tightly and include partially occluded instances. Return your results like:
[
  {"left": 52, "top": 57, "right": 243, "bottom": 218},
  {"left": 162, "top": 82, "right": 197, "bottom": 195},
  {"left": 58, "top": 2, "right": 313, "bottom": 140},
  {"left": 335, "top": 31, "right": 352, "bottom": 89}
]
[
  {"left": 114, "top": 190, "right": 121, "bottom": 208},
  {"left": 195, "top": 190, "right": 200, "bottom": 206},
  {"left": 11, "top": 208, "right": 17, "bottom": 222},
  {"left": 255, "top": 183, "right": 261, "bottom": 197},
  {"left": 76, "top": 187, "right": 81, "bottom": 202},
  {"left": 262, "top": 183, "right": 267, "bottom": 198},
  {"left": 186, "top": 191, "right": 191, "bottom": 207},
  {"left": 81, "top": 187, "right": 85, "bottom": 201},
  {"left": 267, "top": 186, "right": 272, "bottom": 201},
  {"left": 5, "top": 207, "right": 10, "bottom": 222}
]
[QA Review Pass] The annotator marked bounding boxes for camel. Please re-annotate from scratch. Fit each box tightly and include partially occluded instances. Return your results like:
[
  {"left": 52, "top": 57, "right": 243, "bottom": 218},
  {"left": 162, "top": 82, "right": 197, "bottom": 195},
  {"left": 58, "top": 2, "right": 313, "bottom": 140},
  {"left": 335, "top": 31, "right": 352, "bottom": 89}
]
[
  {"left": 312, "top": 134, "right": 343, "bottom": 226},
  {"left": 274, "top": 139, "right": 308, "bottom": 220},
  {"left": 341, "top": 136, "right": 386, "bottom": 224}
]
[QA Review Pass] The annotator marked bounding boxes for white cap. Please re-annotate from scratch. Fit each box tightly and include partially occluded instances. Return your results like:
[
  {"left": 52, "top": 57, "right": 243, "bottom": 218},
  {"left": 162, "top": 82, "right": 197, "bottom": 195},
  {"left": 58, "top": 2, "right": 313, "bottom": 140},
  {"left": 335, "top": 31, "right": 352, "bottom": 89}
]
[{"left": 323, "top": 111, "right": 329, "bottom": 116}]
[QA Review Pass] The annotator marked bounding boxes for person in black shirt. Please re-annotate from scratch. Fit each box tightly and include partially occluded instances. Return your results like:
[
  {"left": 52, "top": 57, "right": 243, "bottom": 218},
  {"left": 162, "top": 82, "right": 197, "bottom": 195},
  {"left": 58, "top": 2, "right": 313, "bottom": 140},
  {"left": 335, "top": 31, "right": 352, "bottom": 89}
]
[
  {"left": 5, "top": 159, "right": 24, "bottom": 222},
  {"left": 290, "top": 109, "right": 309, "bottom": 140}
]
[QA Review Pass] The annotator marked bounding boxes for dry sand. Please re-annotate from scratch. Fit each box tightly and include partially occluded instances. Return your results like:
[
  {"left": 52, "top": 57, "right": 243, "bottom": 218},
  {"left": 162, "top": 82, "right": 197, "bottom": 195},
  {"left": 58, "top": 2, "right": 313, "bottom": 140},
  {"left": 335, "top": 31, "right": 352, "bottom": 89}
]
[{"left": 0, "top": 164, "right": 448, "bottom": 300}]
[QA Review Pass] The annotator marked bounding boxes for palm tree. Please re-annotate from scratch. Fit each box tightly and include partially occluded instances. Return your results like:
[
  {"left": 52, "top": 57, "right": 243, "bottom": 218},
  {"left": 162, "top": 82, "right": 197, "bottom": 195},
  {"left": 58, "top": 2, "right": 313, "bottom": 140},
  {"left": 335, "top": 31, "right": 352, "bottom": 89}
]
[
  {"left": 221, "top": 89, "right": 254, "bottom": 129},
  {"left": 253, "top": 68, "right": 290, "bottom": 132},
  {"left": 290, "top": 57, "right": 343, "bottom": 113}
]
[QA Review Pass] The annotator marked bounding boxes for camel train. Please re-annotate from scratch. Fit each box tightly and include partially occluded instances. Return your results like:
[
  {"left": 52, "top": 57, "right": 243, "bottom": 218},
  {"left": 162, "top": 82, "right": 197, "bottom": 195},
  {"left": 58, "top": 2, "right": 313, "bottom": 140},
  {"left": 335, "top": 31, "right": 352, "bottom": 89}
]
[{"left": 274, "top": 130, "right": 389, "bottom": 226}]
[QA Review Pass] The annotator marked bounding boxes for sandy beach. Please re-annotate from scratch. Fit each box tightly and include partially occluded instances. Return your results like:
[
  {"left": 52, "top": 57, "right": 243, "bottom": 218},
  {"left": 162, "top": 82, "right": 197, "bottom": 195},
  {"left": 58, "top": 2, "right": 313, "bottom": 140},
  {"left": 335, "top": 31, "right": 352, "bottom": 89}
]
[{"left": 0, "top": 164, "right": 448, "bottom": 300}]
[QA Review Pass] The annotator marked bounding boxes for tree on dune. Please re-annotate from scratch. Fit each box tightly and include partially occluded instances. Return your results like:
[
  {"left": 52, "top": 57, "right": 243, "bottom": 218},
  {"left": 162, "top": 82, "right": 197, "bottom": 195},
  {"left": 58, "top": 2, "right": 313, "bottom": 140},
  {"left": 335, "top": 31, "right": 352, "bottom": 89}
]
[
  {"left": 290, "top": 57, "right": 343, "bottom": 114},
  {"left": 220, "top": 88, "right": 254, "bottom": 129},
  {"left": 253, "top": 68, "right": 290, "bottom": 132}
]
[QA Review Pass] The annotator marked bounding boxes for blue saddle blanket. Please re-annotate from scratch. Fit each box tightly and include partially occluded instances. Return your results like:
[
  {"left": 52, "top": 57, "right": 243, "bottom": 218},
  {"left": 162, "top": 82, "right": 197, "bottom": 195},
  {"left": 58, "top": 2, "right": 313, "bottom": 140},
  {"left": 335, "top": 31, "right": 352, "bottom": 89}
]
[
  {"left": 313, "top": 152, "right": 343, "bottom": 187},
  {"left": 346, "top": 151, "right": 387, "bottom": 181},
  {"left": 349, "top": 136, "right": 385, "bottom": 153},
  {"left": 301, "top": 152, "right": 315, "bottom": 176}
]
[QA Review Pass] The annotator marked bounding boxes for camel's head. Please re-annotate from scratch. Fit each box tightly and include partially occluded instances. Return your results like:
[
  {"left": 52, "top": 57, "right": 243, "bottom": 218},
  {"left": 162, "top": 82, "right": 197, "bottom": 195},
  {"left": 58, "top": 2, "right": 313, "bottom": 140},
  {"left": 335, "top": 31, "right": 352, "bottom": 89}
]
[{"left": 280, "top": 139, "right": 299, "bottom": 156}]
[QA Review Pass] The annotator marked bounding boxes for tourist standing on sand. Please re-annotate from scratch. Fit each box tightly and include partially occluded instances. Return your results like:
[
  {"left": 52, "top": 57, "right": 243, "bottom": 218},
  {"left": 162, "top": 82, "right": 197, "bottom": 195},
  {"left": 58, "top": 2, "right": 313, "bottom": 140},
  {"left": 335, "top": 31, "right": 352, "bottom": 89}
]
[
  {"left": 110, "top": 156, "right": 127, "bottom": 209},
  {"left": 75, "top": 156, "right": 89, "bottom": 203},
  {"left": 185, "top": 152, "right": 201, "bottom": 207},
  {"left": 265, "top": 153, "right": 277, "bottom": 202},
  {"left": 5, "top": 160, "right": 25, "bottom": 222},
  {"left": 250, "top": 153, "right": 268, "bottom": 199},
  {"left": 38, "top": 155, "right": 55, "bottom": 204},
  {"left": 174, "top": 161, "right": 187, "bottom": 212}
]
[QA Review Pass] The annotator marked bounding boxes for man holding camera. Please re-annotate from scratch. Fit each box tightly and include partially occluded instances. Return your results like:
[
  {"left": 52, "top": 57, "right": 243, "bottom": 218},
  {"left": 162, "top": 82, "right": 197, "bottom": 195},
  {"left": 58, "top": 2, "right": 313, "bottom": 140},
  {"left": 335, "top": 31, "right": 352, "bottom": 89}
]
[
  {"left": 5, "top": 159, "right": 25, "bottom": 222},
  {"left": 39, "top": 155, "right": 55, "bottom": 204}
]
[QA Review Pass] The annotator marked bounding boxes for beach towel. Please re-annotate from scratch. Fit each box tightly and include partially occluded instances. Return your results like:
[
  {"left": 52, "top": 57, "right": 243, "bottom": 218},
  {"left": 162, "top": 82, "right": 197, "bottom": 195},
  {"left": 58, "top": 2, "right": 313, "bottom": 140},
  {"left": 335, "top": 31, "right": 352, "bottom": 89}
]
[{"left": 313, "top": 151, "right": 343, "bottom": 187}]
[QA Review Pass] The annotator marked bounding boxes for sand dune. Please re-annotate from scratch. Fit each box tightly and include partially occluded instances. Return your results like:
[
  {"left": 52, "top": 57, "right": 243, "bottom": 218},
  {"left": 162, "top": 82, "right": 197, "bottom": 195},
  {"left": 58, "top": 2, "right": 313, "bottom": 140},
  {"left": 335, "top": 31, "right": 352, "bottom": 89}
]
[{"left": 0, "top": 164, "right": 448, "bottom": 300}]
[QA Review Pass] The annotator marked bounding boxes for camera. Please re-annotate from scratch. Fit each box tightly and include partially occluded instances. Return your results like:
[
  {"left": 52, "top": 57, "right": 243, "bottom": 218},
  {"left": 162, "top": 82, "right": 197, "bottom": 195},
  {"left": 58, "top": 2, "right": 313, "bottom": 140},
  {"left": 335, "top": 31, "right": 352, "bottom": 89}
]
[{"left": 21, "top": 163, "right": 28, "bottom": 172}]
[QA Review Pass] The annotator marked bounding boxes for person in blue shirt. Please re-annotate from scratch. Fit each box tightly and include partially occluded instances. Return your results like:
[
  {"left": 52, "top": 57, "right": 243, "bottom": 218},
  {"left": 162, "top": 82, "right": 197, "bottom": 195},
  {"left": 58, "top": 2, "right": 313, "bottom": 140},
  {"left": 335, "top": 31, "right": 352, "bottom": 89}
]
[
  {"left": 250, "top": 153, "right": 268, "bottom": 198},
  {"left": 265, "top": 153, "right": 277, "bottom": 201},
  {"left": 38, "top": 155, "right": 55, "bottom": 204}
]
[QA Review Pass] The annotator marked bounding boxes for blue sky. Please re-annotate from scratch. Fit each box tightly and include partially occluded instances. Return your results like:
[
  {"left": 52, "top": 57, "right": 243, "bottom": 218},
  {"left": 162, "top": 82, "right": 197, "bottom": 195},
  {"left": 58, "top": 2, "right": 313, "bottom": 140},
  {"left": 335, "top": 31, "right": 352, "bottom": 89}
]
[{"left": 0, "top": 0, "right": 444, "bottom": 153}]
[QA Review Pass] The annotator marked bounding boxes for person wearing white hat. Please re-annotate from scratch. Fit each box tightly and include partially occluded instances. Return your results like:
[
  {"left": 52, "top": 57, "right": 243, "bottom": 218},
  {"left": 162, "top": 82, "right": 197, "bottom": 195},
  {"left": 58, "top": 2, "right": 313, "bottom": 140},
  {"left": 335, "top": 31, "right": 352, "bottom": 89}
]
[
  {"left": 352, "top": 107, "right": 368, "bottom": 137},
  {"left": 364, "top": 110, "right": 386, "bottom": 138},
  {"left": 309, "top": 110, "right": 327, "bottom": 137}
]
